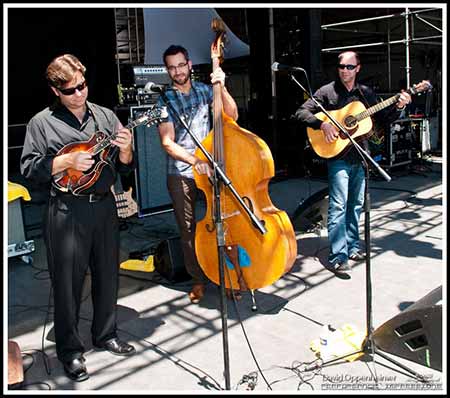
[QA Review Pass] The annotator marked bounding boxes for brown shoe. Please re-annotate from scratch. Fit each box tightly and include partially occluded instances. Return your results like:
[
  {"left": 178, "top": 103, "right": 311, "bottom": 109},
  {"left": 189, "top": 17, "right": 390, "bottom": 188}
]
[
  {"left": 226, "top": 288, "right": 242, "bottom": 301},
  {"left": 189, "top": 283, "right": 205, "bottom": 304}
]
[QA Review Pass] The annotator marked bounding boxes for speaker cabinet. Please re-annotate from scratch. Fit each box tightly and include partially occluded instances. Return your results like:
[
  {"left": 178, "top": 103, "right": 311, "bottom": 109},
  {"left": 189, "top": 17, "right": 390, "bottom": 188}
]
[
  {"left": 130, "top": 105, "right": 173, "bottom": 216},
  {"left": 154, "top": 237, "right": 191, "bottom": 283},
  {"left": 290, "top": 187, "right": 328, "bottom": 233},
  {"left": 373, "top": 286, "right": 442, "bottom": 371}
]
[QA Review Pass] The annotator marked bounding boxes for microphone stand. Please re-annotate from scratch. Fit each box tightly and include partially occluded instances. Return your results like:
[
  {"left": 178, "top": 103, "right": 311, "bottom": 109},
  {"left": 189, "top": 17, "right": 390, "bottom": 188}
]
[
  {"left": 290, "top": 73, "right": 427, "bottom": 382},
  {"left": 158, "top": 90, "right": 267, "bottom": 390}
]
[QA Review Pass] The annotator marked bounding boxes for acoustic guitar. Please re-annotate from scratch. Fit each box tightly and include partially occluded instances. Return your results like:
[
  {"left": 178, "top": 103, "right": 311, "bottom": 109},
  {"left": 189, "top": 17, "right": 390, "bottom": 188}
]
[
  {"left": 53, "top": 106, "right": 168, "bottom": 195},
  {"left": 306, "top": 80, "right": 432, "bottom": 159}
]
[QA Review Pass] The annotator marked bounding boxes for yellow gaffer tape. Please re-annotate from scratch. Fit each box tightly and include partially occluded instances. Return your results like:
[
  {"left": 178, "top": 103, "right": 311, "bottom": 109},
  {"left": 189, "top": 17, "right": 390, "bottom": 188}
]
[{"left": 120, "top": 256, "right": 155, "bottom": 272}]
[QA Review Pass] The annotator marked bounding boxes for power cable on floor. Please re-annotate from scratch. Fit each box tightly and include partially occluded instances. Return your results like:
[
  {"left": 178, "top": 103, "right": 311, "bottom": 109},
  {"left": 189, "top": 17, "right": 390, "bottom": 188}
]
[
  {"left": 265, "top": 359, "right": 324, "bottom": 390},
  {"left": 223, "top": 267, "right": 273, "bottom": 391}
]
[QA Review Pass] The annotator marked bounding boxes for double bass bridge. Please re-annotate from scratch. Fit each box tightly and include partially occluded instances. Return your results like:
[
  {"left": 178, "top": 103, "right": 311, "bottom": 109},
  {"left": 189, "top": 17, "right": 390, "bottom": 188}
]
[{"left": 222, "top": 209, "right": 242, "bottom": 220}]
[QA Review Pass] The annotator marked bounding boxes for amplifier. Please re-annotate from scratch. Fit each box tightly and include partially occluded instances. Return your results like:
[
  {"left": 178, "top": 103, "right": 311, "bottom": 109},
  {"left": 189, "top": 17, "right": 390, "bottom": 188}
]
[
  {"left": 133, "top": 65, "right": 171, "bottom": 88},
  {"left": 130, "top": 105, "right": 173, "bottom": 217},
  {"left": 410, "top": 118, "right": 431, "bottom": 156},
  {"left": 136, "top": 89, "right": 160, "bottom": 105},
  {"left": 118, "top": 86, "right": 138, "bottom": 105},
  {"left": 383, "top": 119, "right": 415, "bottom": 168},
  {"left": 8, "top": 190, "right": 35, "bottom": 259}
]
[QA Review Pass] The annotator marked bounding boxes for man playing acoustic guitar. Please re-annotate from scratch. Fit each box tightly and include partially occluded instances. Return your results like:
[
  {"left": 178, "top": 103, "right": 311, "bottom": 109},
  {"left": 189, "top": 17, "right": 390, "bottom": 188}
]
[
  {"left": 20, "top": 54, "right": 136, "bottom": 382},
  {"left": 296, "top": 50, "right": 411, "bottom": 277}
]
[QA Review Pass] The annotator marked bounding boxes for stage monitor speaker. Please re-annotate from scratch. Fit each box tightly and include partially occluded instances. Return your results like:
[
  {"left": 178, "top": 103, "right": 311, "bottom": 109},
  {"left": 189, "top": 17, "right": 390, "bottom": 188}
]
[
  {"left": 130, "top": 105, "right": 173, "bottom": 217},
  {"left": 290, "top": 187, "right": 328, "bottom": 234},
  {"left": 154, "top": 237, "right": 191, "bottom": 283},
  {"left": 373, "top": 286, "right": 442, "bottom": 371}
]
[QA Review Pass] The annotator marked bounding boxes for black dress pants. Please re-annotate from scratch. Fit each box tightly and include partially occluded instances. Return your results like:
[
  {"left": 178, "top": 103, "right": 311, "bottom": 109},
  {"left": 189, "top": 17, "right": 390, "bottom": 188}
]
[{"left": 44, "top": 193, "right": 120, "bottom": 362}]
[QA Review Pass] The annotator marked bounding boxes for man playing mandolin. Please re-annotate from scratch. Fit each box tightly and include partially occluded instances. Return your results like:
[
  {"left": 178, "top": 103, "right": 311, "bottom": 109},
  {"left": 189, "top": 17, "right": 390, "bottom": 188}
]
[
  {"left": 296, "top": 50, "right": 411, "bottom": 277},
  {"left": 157, "top": 45, "right": 238, "bottom": 304},
  {"left": 20, "top": 54, "right": 136, "bottom": 382}
]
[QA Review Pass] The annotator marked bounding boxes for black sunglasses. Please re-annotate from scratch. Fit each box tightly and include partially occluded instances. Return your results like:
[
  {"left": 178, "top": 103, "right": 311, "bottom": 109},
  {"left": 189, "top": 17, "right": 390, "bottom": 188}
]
[
  {"left": 338, "top": 64, "right": 359, "bottom": 71},
  {"left": 57, "top": 80, "right": 87, "bottom": 95}
]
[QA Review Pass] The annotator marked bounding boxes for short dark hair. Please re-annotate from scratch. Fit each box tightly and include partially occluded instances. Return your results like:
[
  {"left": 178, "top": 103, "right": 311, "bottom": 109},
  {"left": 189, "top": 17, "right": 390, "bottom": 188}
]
[
  {"left": 338, "top": 50, "right": 360, "bottom": 65},
  {"left": 162, "top": 45, "right": 189, "bottom": 65}
]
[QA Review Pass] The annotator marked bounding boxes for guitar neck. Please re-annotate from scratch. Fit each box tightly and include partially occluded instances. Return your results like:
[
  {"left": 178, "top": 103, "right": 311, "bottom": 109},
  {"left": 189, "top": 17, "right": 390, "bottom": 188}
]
[
  {"left": 89, "top": 107, "right": 162, "bottom": 156},
  {"left": 126, "top": 118, "right": 144, "bottom": 130},
  {"left": 212, "top": 57, "right": 225, "bottom": 163},
  {"left": 355, "top": 81, "right": 429, "bottom": 122},
  {"left": 356, "top": 94, "right": 400, "bottom": 122},
  {"left": 90, "top": 119, "right": 141, "bottom": 156}
]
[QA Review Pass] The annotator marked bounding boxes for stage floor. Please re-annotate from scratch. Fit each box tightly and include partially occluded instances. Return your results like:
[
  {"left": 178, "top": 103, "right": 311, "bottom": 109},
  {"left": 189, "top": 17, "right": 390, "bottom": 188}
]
[{"left": 6, "top": 157, "right": 445, "bottom": 392}]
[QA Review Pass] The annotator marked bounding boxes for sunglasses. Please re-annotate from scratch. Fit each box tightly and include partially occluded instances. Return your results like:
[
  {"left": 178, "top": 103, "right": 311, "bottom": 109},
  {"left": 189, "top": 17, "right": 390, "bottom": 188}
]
[
  {"left": 57, "top": 80, "right": 87, "bottom": 95},
  {"left": 338, "top": 64, "right": 359, "bottom": 71}
]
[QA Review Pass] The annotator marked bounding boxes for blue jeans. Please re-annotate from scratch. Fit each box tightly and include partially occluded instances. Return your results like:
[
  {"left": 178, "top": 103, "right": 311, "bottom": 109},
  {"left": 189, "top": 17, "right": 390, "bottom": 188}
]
[{"left": 327, "top": 159, "right": 365, "bottom": 265}]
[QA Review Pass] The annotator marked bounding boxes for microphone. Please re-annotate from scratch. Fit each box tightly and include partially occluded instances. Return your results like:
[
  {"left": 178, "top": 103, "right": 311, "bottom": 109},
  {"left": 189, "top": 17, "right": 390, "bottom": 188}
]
[
  {"left": 144, "top": 82, "right": 166, "bottom": 93},
  {"left": 271, "top": 62, "right": 305, "bottom": 73}
]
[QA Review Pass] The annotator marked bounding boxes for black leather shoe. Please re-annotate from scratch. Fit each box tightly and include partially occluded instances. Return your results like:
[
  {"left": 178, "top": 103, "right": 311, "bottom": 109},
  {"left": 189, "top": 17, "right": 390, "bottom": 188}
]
[
  {"left": 95, "top": 338, "right": 136, "bottom": 356},
  {"left": 63, "top": 357, "right": 89, "bottom": 382}
]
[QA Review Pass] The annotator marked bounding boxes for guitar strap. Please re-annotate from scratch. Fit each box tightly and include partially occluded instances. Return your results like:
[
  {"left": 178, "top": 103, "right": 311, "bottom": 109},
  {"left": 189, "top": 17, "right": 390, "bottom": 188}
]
[
  {"left": 357, "top": 85, "right": 385, "bottom": 140},
  {"left": 356, "top": 85, "right": 372, "bottom": 110},
  {"left": 86, "top": 102, "right": 118, "bottom": 181},
  {"left": 86, "top": 102, "right": 100, "bottom": 131},
  {"left": 357, "top": 85, "right": 380, "bottom": 139}
]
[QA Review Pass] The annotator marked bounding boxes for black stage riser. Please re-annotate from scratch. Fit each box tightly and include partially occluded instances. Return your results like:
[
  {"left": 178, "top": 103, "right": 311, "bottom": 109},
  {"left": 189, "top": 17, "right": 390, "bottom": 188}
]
[{"left": 154, "top": 237, "right": 190, "bottom": 283}]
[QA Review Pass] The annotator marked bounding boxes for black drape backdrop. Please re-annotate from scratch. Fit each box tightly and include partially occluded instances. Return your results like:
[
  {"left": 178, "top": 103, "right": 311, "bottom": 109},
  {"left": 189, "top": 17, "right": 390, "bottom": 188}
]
[
  {"left": 7, "top": 8, "right": 117, "bottom": 173},
  {"left": 8, "top": 8, "right": 117, "bottom": 125}
]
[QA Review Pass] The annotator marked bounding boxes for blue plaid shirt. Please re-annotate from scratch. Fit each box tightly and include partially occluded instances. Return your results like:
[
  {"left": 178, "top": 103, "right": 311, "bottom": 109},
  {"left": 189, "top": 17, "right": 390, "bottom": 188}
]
[{"left": 157, "top": 81, "right": 213, "bottom": 177}]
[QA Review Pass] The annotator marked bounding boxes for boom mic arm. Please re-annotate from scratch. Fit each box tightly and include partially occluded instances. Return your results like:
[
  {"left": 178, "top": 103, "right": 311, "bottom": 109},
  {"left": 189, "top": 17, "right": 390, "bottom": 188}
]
[
  {"left": 271, "top": 62, "right": 305, "bottom": 73},
  {"left": 144, "top": 82, "right": 166, "bottom": 93}
]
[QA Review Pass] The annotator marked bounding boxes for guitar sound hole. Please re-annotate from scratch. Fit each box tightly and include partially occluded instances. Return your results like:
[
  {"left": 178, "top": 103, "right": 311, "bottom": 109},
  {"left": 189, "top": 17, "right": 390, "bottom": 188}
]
[{"left": 344, "top": 116, "right": 358, "bottom": 129}]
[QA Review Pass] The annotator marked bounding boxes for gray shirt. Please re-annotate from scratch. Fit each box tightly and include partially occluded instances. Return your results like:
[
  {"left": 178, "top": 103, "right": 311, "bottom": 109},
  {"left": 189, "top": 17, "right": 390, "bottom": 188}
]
[{"left": 20, "top": 100, "right": 134, "bottom": 194}]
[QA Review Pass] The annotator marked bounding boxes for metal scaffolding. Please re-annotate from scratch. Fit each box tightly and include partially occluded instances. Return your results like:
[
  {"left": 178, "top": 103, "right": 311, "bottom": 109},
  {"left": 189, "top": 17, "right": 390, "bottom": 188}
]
[
  {"left": 114, "top": 8, "right": 145, "bottom": 85},
  {"left": 320, "top": 8, "right": 443, "bottom": 91}
]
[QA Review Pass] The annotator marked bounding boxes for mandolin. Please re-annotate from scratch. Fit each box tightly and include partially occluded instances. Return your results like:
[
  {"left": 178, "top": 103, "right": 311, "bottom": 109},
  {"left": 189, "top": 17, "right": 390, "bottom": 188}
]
[
  {"left": 53, "top": 106, "right": 167, "bottom": 195},
  {"left": 307, "top": 80, "right": 432, "bottom": 159}
]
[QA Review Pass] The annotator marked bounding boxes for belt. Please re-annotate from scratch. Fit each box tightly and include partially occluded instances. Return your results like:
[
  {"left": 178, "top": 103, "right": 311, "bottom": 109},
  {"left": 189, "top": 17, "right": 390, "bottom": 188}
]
[
  {"left": 79, "top": 192, "right": 109, "bottom": 203},
  {"left": 50, "top": 188, "right": 109, "bottom": 203}
]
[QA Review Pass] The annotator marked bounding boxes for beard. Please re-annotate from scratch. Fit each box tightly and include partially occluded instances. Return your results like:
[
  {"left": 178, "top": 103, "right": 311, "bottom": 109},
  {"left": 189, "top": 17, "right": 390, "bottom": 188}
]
[{"left": 171, "top": 68, "right": 191, "bottom": 86}]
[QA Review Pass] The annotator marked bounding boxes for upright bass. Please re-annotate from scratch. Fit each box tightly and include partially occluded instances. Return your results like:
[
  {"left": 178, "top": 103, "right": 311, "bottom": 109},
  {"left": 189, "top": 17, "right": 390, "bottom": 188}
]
[{"left": 194, "top": 19, "right": 297, "bottom": 291}]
